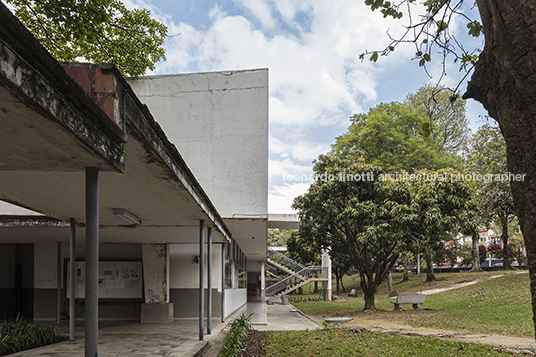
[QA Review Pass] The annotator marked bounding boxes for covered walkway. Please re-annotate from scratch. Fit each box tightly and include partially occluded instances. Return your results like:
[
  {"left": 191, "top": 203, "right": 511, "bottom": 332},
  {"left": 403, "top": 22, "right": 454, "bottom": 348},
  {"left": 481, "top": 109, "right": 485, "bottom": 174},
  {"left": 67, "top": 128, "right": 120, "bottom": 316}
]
[{"left": 9, "top": 320, "right": 228, "bottom": 357}]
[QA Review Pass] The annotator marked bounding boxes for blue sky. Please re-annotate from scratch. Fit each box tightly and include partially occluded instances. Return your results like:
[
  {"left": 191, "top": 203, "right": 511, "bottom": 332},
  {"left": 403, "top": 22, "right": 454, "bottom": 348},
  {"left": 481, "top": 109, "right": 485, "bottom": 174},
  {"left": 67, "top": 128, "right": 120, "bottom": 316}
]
[{"left": 126, "top": 0, "right": 488, "bottom": 213}]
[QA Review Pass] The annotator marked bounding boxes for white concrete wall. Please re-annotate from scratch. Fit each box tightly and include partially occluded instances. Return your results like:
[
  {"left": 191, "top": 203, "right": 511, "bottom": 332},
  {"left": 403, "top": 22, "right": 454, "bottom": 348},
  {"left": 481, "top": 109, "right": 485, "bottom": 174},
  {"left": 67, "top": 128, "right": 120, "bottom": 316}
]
[
  {"left": 169, "top": 244, "right": 222, "bottom": 290},
  {"left": 224, "top": 288, "right": 247, "bottom": 319},
  {"left": 34, "top": 243, "right": 58, "bottom": 289},
  {"left": 128, "top": 69, "right": 269, "bottom": 218}
]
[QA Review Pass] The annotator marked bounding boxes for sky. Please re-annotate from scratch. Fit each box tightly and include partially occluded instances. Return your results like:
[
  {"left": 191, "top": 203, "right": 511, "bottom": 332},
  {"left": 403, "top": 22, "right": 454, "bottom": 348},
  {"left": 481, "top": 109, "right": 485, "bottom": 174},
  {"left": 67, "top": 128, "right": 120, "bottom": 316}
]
[{"left": 124, "top": 0, "right": 488, "bottom": 214}]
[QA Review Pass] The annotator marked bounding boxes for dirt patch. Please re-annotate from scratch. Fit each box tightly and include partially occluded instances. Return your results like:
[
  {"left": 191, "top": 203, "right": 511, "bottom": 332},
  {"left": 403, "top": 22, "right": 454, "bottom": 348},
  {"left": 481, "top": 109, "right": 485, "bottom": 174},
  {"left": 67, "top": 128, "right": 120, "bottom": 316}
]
[{"left": 241, "top": 330, "right": 265, "bottom": 357}]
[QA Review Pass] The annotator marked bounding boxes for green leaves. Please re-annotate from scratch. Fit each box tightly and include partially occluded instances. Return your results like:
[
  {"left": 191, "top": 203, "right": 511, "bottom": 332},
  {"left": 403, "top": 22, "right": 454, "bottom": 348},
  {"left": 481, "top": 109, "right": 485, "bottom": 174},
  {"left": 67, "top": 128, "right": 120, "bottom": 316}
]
[
  {"left": 364, "top": 0, "right": 403, "bottom": 19},
  {"left": 436, "top": 20, "right": 448, "bottom": 32},
  {"left": 467, "top": 21, "right": 483, "bottom": 38},
  {"left": 370, "top": 52, "right": 379, "bottom": 62},
  {"left": 6, "top": 0, "right": 168, "bottom": 76}
]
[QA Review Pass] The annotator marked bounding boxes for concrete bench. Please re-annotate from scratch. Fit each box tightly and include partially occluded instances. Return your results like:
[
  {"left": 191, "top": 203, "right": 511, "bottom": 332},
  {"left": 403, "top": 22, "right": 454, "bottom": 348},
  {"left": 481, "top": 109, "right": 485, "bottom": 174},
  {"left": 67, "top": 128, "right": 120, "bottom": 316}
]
[{"left": 391, "top": 293, "right": 426, "bottom": 310}]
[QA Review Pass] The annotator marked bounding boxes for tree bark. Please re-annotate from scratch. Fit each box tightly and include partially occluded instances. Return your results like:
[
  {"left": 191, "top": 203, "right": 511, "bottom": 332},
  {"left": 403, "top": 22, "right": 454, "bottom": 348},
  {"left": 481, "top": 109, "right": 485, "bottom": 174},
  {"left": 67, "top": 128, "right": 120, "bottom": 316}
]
[
  {"left": 387, "top": 272, "right": 397, "bottom": 297},
  {"left": 423, "top": 249, "right": 435, "bottom": 282},
  {"left": 401, "top": 259, "right": 409, "bottom": 282},
  {"left": 363, "top": 287, "right": 376, "bottom": 310},
  {"left": 464, "top": 0, "right": 536, "bottom": 339},
  {"left": 500, "top": 220, "right": 514, "bottom": 270},
  {"left": 470, "top": 233, "right": 482, "bottom": 272}
]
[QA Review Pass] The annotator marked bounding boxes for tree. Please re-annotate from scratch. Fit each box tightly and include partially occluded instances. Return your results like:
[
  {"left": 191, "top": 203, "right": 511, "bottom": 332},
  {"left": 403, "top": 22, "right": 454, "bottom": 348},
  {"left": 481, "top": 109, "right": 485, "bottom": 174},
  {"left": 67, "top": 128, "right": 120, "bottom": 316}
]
[
  {"left": 332, "top": 101, "right": 462, "bottom": 173},
  {"left": 267, "top": 228, "right": 294, "bottom": 247},
  {"left": 330, "top": 244, "right": 354, "bottom": 294},
  {"left": 465, "top": 124, "right": 517, "bottom": 269},
  {"left": 292, "top": 154, "right": 476, "bottom": 310},
  {"left": 6, "top": 0, "right": 167, "bottom": 76},
  {"left": 363, "top": 0, "right": 536, "bottom": 338},
  {"left": 292, "top": 155, "right": 410, "bottom": 310},
  {"left": 405, "top": 84, "right": 470, "bottom": 153},
  {"left": 286, "top": 230, "right": 322, "bottom": 293}
]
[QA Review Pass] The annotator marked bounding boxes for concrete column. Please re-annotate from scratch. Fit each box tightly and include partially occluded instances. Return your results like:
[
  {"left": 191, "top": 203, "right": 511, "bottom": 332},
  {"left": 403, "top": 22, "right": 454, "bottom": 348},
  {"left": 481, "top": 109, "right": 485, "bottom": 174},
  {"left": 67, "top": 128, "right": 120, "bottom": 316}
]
[
  {"left": 57, "top": 242, "right": 62, "bottom": 323},
  {"left": 85, "top": 167, "right": 99, "bottom": 357},
  {"left": 141, "top": 244, "right": 173, "bottom": 323},
  {"left": 221, "top": 244, "right": 225, "bottom": 323},
  {"left": 207, "top": 227, "right": 212, "bottom": 335},
  {"left": 69, "top": 219, "right": 76, "bottom": 342},
  {"left": 321, "top": 249, "right": 332, "bottom": 301},
  {"left": 260, "top": 261, "right": 265, "bottom": 301},
  {"left": 199, "top": 220, "right": 205, "bottom": 341}
]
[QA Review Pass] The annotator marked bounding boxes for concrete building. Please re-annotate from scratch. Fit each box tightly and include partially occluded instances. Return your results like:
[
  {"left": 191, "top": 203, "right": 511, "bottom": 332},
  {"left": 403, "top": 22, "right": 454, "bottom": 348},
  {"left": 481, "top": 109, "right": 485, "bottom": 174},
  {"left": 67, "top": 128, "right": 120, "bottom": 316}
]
[
  {"left": 128, "top": 70, "right": 269, "bottom": 307},
  {"left": 0, "top": 3, "right": 268, "bottom": 355}
]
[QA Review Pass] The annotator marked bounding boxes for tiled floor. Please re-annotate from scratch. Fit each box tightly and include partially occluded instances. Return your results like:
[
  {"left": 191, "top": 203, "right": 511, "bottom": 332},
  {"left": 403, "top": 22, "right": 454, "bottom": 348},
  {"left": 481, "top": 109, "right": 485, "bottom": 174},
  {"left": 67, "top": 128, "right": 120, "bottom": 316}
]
[
  {"left": 9, "top": 300, "right": 319, "bottom": 356},
  {"left": 9, "top": 320, "right": 226, "bottom": 357}
]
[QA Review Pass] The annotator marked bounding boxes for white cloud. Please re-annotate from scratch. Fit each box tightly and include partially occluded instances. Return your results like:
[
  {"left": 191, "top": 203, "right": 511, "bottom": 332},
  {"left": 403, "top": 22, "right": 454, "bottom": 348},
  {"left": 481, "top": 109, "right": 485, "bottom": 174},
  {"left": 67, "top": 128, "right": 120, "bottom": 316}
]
[
  {"left": 268, "top": 182, "right": 310, "bottom": 213},
  {"left": 234, "top": 0, "right": 275, "bottom": 29},
  {"left": 131, "top": 0, "right": 458, "bottom": 213},
  {"left": 269, "top": 136, "right": 330, "bottom": 162},
  {"left": 269, "top": 158, "right": 312, "bottom": 180}
]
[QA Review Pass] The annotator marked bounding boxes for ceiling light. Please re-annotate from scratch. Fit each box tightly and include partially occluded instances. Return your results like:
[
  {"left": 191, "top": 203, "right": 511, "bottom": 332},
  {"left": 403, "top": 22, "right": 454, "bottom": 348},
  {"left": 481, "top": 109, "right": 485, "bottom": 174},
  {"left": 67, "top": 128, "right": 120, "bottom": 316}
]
[{"left": 113, "top": 208, "right": 141, "bottom": 225}]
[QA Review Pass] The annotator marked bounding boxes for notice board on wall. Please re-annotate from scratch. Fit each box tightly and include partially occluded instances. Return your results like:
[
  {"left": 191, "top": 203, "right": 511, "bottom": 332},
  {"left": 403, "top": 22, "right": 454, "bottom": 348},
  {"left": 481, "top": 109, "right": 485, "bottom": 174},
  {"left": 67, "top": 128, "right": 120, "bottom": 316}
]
[{"left": 64, "top": 259, "right": 143, "bottom": 301}]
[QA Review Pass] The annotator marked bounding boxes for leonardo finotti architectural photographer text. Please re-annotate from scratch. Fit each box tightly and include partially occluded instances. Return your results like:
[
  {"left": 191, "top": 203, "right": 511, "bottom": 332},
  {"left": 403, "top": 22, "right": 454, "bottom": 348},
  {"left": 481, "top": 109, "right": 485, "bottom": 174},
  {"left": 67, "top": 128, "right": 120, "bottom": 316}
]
[{"left": 283, "top": 172, "right": 527, "bottom": 183}]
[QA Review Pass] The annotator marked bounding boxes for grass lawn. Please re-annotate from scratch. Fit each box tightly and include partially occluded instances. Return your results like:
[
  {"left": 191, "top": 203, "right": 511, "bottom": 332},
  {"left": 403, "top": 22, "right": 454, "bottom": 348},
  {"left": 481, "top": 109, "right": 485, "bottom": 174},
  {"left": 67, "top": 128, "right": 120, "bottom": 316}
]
[
  {"left": 263, "top": 328, "right": 507, "bottom": 357},
  {"left": 291, "top": 271, "right": 533, "bottom": 337}
]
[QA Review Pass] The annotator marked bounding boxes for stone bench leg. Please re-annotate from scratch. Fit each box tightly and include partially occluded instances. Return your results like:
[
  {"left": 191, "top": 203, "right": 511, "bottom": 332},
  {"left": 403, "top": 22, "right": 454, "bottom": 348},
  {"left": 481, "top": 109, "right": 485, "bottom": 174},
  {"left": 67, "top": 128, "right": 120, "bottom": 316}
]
[
  {"left": 393, "top": 303, "right": 401, "bottom": 310},
  {"left": 412, "top": 303, "right": 420, "bottom": 310}
]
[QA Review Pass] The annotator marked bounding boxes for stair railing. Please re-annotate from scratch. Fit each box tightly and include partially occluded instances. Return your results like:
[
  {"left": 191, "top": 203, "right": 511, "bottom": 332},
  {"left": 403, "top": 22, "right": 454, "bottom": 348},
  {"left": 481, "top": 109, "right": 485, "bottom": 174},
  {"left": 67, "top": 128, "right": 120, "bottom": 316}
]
[
  {"left": 267, "top": 247, "right": 305, "bottom": 273},
  {"left": 265, "top": 266, "right": 322, "bottom": 296}
]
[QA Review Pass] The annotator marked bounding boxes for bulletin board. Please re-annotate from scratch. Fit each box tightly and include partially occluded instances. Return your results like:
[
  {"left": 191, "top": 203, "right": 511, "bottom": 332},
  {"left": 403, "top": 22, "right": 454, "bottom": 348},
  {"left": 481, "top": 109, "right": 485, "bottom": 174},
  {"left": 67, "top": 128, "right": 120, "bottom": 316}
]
[{"left": 63, "top": 259, "right": 144, "bottom": 301}]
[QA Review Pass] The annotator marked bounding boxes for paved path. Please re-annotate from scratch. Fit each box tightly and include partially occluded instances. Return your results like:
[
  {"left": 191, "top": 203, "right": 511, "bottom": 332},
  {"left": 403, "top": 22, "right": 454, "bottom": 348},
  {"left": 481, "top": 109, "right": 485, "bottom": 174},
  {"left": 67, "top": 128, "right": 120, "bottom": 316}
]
[{"left": 10, "top": 320, "right": 226, "bottom": 357}]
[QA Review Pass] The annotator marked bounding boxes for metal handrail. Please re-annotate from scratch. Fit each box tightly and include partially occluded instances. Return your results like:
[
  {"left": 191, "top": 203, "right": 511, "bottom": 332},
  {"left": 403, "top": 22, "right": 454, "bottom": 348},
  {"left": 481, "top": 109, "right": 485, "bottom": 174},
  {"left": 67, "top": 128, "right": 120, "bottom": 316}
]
[
  {"left": 267, "top": 247, "right": 306, "bottom": 273},
  {"left": 265, "top": 266, "right": 322, "bottom": 296}
]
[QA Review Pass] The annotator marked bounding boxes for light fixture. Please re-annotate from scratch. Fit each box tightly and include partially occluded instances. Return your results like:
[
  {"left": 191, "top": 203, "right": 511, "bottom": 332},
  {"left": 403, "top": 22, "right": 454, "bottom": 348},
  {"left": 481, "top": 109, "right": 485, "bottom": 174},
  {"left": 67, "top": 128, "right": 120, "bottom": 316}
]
[{"left": 113, "top": 208, "right": 142, "bottom": 225}]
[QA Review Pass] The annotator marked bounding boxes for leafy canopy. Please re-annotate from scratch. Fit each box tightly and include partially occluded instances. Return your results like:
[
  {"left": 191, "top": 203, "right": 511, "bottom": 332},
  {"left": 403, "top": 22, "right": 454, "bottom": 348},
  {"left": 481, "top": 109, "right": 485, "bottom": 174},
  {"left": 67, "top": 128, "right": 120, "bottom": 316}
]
[
  {"left": 292, "top": 153, "right": 476, "bottom": 309},
  {"left": 332, "top": 101, "right": 463, "bottom": 173},
  {"left": 7, "top": 0, "right": 167, "bottom": 76}
]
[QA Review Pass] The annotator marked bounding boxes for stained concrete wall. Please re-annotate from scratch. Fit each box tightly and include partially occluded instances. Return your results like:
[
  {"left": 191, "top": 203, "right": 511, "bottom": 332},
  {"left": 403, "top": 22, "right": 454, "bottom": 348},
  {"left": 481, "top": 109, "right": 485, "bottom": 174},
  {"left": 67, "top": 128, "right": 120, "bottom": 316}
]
[
  {"left": 34, "top": 243, "right": 143, "bottom": 321},
  {"left": 127, "top": 69, "right": 269, "bottom": 218}
]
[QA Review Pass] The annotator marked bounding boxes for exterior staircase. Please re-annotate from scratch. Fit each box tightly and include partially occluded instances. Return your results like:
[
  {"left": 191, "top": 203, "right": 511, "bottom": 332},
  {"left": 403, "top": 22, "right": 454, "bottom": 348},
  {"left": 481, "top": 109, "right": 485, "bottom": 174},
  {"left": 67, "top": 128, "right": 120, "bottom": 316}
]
[{"left": 265, "top": 247, "right": 327, "bottom": 301}]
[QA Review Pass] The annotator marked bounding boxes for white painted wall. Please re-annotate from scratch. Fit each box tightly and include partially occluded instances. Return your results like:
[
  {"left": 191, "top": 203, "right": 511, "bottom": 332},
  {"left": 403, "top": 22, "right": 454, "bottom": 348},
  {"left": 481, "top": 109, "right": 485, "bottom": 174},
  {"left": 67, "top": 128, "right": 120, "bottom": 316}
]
[
  {"left": 128, "top": 69, "right": 269, "bottom": 219},
  {"left": 224, "top": 288, "right": 247, "bottom": 319},
  {"left": 169, "top": 244, "right": 223, "bottom": 290},
  {"left": 34, "top": 243, "right": 58, "bottom": 289}
]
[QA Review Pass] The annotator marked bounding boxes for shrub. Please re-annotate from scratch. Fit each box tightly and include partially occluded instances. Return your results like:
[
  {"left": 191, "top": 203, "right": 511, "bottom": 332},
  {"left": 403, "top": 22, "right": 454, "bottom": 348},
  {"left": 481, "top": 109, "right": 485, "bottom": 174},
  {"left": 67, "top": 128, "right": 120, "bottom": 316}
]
[
  {"left": 0, "top": 315, "right": 60, "bottom": 355},
  {"left": 220, "top": 313, "right": 252, "bottom": 357}
]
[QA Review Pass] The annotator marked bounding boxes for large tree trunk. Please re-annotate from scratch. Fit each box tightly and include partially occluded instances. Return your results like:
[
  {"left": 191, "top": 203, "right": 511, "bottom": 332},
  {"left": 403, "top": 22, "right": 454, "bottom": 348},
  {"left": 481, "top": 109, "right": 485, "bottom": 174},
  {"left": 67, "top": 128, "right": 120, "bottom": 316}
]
[
  {"left": 423, "top": 249, "right": 435, "bottom": 282},
  {"left": 363, "top": 287, "right": 376, "bottom": 310},
  {"left": 360, "top": 272, "right": 377, "bottom": 310},
  {"left": 470, "top": 233, "right": 482, "bottom": 272},
  {"left": 464, "top": 0, "right": 536, "bottom": 340}
]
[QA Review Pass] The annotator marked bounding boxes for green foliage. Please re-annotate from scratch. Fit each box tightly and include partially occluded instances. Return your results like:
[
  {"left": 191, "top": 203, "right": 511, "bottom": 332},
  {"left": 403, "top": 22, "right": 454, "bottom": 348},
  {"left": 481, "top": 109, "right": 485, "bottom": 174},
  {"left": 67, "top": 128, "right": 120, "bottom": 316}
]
[
  {"left": 467, "top": 21, "right": 483, "bottom": 38},
  {"left": 465, "top": 123, "right": 518, "bottom": 267},
  {"left": 332, "top": 100, "right": 462, "bottom": 172},
  {"left": 0, "top": 315, "right": 59, "bottom": 355},
  {"left": 362, "top": 0, "right": 483, "bottom": 74},
  {"left": 267, "top": 228, "right": 294, "bottom": 247},
  {"left": 292, "top": 151, "right": 476, "bottom": 309},
  {"left": 405, "top": 84, "right": 470, "bottom": 154},
  {"left": 221, "top": 313, "right": 253, "bottom": 357},
  {"left": 6, "top": 0, "right": 167, "bottom": 76},
  {"left": 364, "top": 0, "right": 403, "bottom": 19}
]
